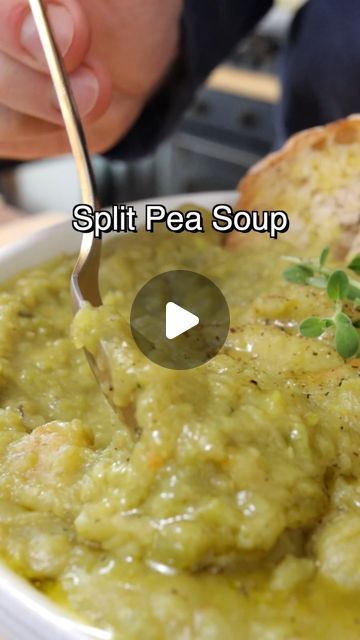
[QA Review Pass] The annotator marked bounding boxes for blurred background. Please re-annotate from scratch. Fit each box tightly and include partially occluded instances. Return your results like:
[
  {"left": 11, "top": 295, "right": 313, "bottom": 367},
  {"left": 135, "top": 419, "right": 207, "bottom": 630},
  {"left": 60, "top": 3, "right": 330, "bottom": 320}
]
[{"left": 0, "top": 1, "right": 305, "bottom": 217}]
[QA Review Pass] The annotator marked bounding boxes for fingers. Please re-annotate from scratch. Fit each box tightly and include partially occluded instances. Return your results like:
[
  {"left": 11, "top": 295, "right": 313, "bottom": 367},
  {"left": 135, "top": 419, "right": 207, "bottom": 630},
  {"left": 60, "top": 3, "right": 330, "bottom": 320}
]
[
  {"left": 0, "top": 1, "right": 113, "bottom": 154},
  {"left": 0, "top": 91, "right": 144, "bottom": 160},
  {"left": 0, "top": 0, "right": 90, "bottom": 73},
  {"left": 0, "top": 51, "right": 90, "bottom": 125},
  {"left": 0, "top": 49, "right": 112, "bottom": 125},
  {"left": 0, "top": 105, "right": 60, "bottom": 155}
]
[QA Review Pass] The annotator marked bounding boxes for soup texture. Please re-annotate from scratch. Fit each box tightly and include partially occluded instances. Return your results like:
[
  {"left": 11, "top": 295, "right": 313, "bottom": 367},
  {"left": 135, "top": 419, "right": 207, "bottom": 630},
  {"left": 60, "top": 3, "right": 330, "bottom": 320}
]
[{"left": 0, "top": 215, "right": 359, "bottom": 639}]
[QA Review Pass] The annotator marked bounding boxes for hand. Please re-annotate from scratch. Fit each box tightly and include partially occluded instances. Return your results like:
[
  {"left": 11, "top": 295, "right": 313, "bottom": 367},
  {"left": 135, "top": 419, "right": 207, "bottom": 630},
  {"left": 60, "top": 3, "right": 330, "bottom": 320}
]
[{"left": 0, "top": 0, "right": 182, "bottom": 159}]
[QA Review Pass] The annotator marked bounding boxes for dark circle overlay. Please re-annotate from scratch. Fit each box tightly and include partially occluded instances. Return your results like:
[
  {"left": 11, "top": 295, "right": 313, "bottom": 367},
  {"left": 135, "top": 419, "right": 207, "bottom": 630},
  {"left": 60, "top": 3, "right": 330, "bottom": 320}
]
[{"left": 130, "top": 270, "right": 230, "bottom": 370}]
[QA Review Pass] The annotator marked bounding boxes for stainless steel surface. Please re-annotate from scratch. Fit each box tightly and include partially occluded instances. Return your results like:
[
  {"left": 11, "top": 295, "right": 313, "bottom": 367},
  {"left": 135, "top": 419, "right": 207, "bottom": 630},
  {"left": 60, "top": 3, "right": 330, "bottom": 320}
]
[{"left": 29, "top": 0, "right": 119, "bottom": 412}]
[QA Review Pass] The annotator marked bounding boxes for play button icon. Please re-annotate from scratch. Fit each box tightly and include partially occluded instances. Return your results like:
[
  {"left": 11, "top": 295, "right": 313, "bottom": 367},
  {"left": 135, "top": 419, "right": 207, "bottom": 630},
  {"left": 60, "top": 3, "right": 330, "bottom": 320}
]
[
  {"left": 130, "top": 270, "right": 230, "bottom": 370},
  {"left": 166, "top": 303, "right": 199, "bottom": 340}
]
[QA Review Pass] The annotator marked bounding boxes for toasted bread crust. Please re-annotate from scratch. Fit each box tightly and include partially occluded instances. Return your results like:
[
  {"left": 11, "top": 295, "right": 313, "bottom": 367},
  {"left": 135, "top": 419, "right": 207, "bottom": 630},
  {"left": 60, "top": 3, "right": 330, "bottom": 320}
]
[{"left": 227, "top": 115, "right": 360, "bottom": 256}]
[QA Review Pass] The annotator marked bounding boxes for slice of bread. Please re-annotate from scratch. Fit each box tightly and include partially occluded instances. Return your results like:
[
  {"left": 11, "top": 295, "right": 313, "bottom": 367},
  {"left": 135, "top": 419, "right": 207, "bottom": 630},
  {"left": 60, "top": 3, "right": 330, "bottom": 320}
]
[{"left": 227, "top": 115, "right": 360, "bottom": 259}]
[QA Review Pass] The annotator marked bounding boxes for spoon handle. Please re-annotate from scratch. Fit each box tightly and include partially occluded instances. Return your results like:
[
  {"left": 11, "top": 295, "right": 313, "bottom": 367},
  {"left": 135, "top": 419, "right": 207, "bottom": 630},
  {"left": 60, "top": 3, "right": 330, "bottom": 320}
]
[{"left": 28, "top": 0, "right": 102, "bottom": 308}]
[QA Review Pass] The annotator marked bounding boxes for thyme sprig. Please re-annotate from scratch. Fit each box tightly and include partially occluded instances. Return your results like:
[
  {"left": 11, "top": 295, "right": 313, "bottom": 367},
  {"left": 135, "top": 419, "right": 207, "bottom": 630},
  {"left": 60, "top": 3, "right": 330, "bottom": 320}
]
[{"left": 283, "top": 248, "right": 360, "bottom": 360}]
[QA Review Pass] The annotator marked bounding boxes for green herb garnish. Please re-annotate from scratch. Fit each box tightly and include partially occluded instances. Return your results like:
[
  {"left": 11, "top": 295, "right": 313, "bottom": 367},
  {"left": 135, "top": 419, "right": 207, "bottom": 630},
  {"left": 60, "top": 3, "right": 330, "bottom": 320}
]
[{"left": 283, "top": 248, "right": 360, "bottom": 360}]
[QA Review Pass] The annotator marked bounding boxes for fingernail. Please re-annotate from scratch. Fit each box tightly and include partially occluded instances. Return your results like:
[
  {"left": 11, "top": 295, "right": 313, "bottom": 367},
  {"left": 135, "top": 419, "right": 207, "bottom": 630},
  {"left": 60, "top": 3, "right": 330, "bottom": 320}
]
[
  {"left": 52, "top": 67, "right": 99, "bottom": 116},
  {"left": 21, "top": 4, "right": 74, "bottom": 61}
]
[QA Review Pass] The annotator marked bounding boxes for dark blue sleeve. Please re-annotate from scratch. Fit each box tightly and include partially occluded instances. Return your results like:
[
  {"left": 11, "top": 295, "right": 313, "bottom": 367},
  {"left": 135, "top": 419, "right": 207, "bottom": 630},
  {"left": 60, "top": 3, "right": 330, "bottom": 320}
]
[
  {"left": 278, "top": 0, "right": 360, "bottom": 142},
  {"left": 106, "top": 0, "right": 273, "bottom": 160}
]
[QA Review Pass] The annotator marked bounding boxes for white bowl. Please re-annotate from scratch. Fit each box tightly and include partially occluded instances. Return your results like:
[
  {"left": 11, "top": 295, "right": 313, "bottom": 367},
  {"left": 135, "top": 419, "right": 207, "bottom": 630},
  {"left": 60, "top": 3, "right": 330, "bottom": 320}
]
[{"left": 0, "top": 192, "right": 237, "bottom": 640}]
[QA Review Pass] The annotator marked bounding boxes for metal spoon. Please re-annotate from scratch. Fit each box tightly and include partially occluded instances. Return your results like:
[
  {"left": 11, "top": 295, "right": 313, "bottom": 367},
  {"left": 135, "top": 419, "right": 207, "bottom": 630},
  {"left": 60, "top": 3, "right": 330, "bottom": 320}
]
[{"left": 29, "top": 0, "right": 118, "bottom": 410}]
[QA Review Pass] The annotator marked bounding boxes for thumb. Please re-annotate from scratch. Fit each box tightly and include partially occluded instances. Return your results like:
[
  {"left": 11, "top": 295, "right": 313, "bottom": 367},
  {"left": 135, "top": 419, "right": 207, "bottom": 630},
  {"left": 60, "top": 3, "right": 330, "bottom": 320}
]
[{"left": 0, "top": 0, "right": 90, "bottom": 73}]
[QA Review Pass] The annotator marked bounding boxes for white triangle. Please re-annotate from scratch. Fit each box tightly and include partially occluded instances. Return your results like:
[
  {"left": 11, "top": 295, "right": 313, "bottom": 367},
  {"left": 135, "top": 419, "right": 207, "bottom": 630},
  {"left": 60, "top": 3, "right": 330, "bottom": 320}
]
[{"left": 166, "top": 302, "right": 199, "bottom": 340}]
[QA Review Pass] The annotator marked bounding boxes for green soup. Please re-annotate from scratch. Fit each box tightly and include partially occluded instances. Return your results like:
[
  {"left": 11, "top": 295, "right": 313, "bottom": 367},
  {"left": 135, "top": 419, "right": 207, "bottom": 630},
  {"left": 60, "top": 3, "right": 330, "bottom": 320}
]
[{"left": 0, "top": 217, "right": 359, "bottom": 639}]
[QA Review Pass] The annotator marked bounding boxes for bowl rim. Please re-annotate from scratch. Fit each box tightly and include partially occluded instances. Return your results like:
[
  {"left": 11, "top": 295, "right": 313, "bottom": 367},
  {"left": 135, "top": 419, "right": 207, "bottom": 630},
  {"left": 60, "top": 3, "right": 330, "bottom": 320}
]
[{"left": 0, "top": 190, "right": 237, "bottom": 266}]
